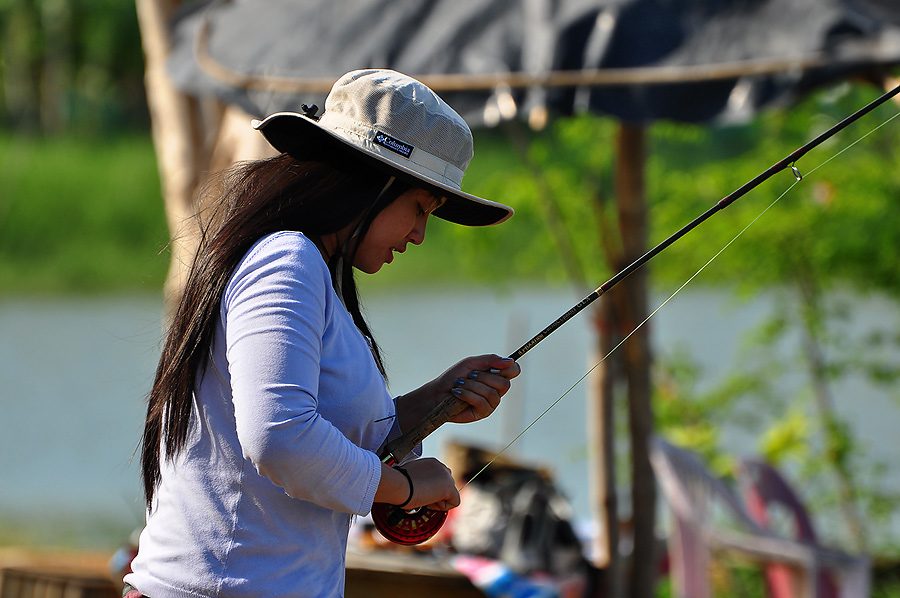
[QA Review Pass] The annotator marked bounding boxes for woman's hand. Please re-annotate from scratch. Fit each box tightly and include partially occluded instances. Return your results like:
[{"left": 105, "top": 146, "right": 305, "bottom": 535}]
[
  {"left": 396, "top": 354, "right": 521, "bottom": 431},
  {"left": 442, "top": 354, "right": 521, "bottom": 424},
  {"left": 375, "top": 458, "right": 460, "bottom": 511}
]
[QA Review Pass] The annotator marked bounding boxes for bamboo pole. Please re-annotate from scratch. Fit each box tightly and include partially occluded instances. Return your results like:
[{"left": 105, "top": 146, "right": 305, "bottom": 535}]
[{"left": 134, "top": 0, "right": 203, "bottom": 316}]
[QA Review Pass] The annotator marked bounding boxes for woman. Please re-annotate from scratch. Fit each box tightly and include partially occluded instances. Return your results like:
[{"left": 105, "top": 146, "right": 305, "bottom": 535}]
[{"left": 124, "top": 69, "right": 520, "bottom": 597}]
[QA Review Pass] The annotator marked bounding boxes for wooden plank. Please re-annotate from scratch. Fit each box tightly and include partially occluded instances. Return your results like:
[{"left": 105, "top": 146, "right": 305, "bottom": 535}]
[
  {"left": 345, "top": 551, "right": 484, "bottom": 598},
  {"left": 0, "top": 567, "right": 118, "bottom": 598},
  {"left": 0, "top": 549, "right": 484, "bottom": 598}
]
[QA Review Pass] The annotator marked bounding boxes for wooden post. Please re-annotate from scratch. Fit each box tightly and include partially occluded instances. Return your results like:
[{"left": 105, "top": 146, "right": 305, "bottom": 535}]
[
  {"left": 588, "top": 302, "right": 621, "bottom": 597},
  {"left": 134, "top": 0, "right": 203, "bottom": 315},
  {"left": 614, "top": 122, "right": 657, "bottom": 598}
]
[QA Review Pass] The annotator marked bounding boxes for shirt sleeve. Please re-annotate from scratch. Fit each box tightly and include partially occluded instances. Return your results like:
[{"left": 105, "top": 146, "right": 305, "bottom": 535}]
[{"left": 222, "top": 234, "right": 381, "bottom": 515}]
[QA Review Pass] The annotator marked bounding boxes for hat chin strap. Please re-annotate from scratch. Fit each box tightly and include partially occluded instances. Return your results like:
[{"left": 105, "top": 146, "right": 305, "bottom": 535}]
[{"left": 340, "top": 176, "right": 396, "bottom": 254}]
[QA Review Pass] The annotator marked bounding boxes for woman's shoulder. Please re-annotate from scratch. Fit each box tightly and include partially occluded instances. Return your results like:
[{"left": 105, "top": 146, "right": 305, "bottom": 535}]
[
  {"left": 238, "top": 231, "right": 328, "bottom": 274},
  {"left": 226, "top": 231, "right": 330, "bottom": 298},
  {"left": 247, "top": 231, "right": 321, "bottom": 261}
]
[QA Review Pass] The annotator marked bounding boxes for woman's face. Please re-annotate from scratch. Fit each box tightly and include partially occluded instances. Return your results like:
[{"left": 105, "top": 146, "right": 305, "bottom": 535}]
[{"left": 352, "top": 188, "right": 442, "bottom": 274}]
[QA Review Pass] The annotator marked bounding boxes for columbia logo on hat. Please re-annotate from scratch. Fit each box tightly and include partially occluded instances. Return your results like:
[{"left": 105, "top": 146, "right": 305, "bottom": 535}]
[{"left": 374, "top": 132, "right": 413, "bottom": 158}]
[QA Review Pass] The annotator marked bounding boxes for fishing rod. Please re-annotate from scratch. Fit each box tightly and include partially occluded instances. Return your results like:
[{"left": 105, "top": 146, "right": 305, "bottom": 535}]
[{"left": 371, "top": 81, "right": 900, "bottom": 545}]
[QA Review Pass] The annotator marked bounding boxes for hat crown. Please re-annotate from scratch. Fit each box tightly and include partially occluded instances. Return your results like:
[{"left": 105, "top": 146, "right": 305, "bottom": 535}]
[{"left": 322, "top": 70, "right": 474, "bottom": 181}]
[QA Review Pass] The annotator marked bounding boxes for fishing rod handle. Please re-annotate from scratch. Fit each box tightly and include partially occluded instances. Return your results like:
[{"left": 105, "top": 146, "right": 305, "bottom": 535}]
[{"left": 379, "top": 391, "right": 470, "bottom": 464}]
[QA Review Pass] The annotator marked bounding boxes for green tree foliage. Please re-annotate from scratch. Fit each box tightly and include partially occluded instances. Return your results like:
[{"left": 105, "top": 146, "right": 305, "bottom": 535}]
[
  {"left": 0, "top": 0, "right": 148, "bottom": 133},
  {"left": 647, "top": 83, "right": 900, "bottom": 294},
  {"left": 646, "top": 83, "right": 900, "bottom": 555}
]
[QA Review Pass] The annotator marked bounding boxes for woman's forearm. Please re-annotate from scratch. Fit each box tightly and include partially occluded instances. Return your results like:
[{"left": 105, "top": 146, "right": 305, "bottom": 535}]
[{"left": 394, "top": 382, "right": 440, "bottom": 434}]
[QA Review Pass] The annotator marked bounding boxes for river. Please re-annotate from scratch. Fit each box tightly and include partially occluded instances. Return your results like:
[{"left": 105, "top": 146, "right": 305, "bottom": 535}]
[{"left": 1, "top": 286, "right": 897, "bottom": 551}]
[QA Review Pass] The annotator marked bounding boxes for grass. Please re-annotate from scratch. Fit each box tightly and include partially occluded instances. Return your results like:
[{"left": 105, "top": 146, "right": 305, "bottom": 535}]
[
  {"left": 0, "top": 510, "right": 138, "bottom": 552},
  {"left": 0, "top": 129, "right": 566, "bottom": 297},
  {"left": 0, "top": 133, "right": 171, "bottom": 295}
]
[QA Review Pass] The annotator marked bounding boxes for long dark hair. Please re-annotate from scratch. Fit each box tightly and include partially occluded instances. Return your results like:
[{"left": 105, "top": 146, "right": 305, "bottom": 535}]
[{"left": 140, "top": 152, "right": 409, "bottom": 506}]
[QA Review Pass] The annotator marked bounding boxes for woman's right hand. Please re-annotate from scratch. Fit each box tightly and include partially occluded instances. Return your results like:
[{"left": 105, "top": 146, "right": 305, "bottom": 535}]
[{"left": 375, "top": 458, "right": 460, "bottom": 511}]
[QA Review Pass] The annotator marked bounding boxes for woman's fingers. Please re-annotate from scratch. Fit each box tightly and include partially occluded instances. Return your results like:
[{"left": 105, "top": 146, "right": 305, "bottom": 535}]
[
  {"left": 452, "top": 374, "right": 502, "bottom": 416},
  {"left": 427, "top": 497, "right": 460, "bottom": 511},
  {"left": 446, "top": 355, "right": 520, "bottom": 423},
  {"left": 402, "top": 457, "right": 460, "bottom": 510}
]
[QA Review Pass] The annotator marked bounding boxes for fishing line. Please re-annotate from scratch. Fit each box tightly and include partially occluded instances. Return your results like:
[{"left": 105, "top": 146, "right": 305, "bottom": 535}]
[
  {"left": 462, "top": 95, "right": 900, "bottom": 488},
  {"left": 462, "top": 178, "right": 801, "bottom": 489},
  {"left": 803, "top": 109, "right": 900, "bottom": 179}
]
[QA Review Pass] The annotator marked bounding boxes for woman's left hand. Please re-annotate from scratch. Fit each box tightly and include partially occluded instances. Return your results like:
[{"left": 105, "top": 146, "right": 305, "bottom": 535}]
[
  {"left": 442, "top": 354, "right": 521, "bottom": 423},
  {"left": 396, "top": 354, "right": 521, "bottom": 432}
]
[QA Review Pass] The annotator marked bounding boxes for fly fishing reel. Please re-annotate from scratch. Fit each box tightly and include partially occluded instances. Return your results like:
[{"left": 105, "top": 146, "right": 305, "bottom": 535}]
[
  {"left": 370, "top": 502, "right": 447, "bottom": 545},
  {"left": 371, "top": 398, "right": 470, "bottom": 545}
]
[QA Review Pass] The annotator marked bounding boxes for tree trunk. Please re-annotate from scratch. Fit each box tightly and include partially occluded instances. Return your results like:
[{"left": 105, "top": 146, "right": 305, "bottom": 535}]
[
  {"left": 795, "top": 262, "right": 868, "bottom": 553},
  {"left": 39, "top": 0, "right": 73, "bottom": 133},
  {"left": 502, "top": 119, "right": 624, "bottom": 596},
  {"left": 4, "top": 0, "right": 43, "bottom": 132}
]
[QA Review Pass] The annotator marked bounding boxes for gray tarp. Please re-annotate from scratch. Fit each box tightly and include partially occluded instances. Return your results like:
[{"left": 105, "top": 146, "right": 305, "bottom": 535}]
[{"left": 166, "top": 0, "right": 900, "bottom": 125}]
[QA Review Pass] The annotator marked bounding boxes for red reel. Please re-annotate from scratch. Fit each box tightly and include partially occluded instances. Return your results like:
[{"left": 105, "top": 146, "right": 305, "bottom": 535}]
[{"left": 371, "top": 502, "right": 448, "bottom": 546}]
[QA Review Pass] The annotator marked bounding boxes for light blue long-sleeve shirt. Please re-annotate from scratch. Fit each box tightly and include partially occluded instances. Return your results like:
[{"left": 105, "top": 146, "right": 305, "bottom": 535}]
[{"left": 127, "top": 231, "right": 401, "bottom": 598}]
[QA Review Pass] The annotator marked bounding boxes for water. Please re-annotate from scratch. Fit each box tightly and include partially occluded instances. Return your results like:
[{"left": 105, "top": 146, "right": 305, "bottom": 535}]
[
  {"left": 0, "top": 295, "right": 162, "bottom": 545},
  {"left": 1, "top": 287, "right": 898, "bottom": 550}
]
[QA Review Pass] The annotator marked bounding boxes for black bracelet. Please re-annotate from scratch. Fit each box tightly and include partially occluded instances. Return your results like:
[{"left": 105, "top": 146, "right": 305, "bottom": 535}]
[{"left": 394, "top": 466, "right": 414, "bottom": 508}]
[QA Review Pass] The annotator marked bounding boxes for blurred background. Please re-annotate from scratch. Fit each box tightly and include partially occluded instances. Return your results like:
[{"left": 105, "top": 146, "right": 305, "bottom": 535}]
[{"left": 2, "top": 0, "right": 900, "bottom": 596}]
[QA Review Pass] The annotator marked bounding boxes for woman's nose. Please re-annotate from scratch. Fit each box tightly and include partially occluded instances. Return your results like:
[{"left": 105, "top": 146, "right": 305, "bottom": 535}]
[{"left": 409, "top": 216, "right": 428, "bottom": 245}]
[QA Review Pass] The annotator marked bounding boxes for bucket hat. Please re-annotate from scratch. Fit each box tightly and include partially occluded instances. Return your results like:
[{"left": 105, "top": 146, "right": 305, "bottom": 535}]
[{"left": 252, "top": 69, "right": 513, "bottom": 227}]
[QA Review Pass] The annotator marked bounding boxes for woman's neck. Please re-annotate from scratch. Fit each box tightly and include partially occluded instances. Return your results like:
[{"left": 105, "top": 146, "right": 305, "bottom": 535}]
[
  {"left": 311, "top": 233, "right": 338, "bottom": 263},
  {"left": 313, "top": 224, "right": 354, "bottom": 264}
]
